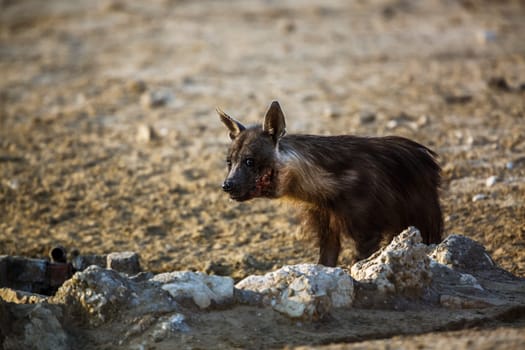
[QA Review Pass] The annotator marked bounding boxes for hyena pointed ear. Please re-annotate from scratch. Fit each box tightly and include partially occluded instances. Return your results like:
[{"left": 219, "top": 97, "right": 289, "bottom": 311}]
[
  {"left": 263, "top": 100, "right": 286, "bottom": 144},
  {"left": 217, "top": 107, "right": 246, "bottom": 140}
]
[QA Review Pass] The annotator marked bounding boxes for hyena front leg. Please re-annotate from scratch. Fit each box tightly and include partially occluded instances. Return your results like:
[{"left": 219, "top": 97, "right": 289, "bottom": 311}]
[
  {"left": 304, "top": 209, "right": 342, "bottom": 267},
  {"left": 318, "top": 231, "right": 341, "bottom": 267}
]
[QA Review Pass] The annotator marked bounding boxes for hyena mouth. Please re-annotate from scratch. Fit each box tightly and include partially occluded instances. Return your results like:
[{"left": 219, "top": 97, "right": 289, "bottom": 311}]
[
  {"left": 228, "top": 169, "right": 274, "bottom": 202},
  {"left": 251, "top": 169, "right": 274, "bottom": 198}
]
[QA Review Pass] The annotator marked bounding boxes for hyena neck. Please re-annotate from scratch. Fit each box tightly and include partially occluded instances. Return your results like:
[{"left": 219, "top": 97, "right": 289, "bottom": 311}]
[{"left": 274, "top": 137, "right": 338, "bottom": 203}]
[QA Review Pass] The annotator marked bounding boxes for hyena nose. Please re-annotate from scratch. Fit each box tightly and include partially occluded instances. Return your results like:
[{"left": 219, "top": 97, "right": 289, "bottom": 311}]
[{"left": 222, "top": 181, "right": 233, "bottom": 192}]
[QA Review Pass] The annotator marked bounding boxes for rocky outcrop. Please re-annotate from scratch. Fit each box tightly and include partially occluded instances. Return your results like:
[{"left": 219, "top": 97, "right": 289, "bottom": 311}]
[
  {"left": 350, "top": 227, "right": 431, "bottom": 295},
  {"left": 1, "top": 230, "right": 525, "bottom": 349},
  {"left": 236, "top": 264, "right": 354, "bottom": 320}
]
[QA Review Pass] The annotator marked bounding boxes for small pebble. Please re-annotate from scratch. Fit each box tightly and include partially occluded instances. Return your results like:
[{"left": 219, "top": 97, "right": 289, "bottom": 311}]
[
  {"left": 136, "top": 124, "right": 159, "bottom": 143},
  {"left": 358, "top": 111, "right": 376, "bottom": 124},
  {"left": 485, "top": 175, "right": 499, "bottom": 188},
  {"left": 277, "top": 19, "right": 296, "bottom": 33},
  {"left": 6, "top": 179, "right": 19, "bottom": 190},
  {"left": 140, "top": 90, "right": 172, "bottom": 109},
  {"left": 472, "top": 194, "right": 488, "bottom": 202},
  {"left": 166, "top": 313, "right": 190, "bottom": 332},
  {"left": 128, "top": 79, "right": 147, "bottom": 94},
  {"left": 323, "top": 105, "right": 341, "bottom": 119},
  {"left": 476, "top": 29, "right": 497, "bottom": 45}
]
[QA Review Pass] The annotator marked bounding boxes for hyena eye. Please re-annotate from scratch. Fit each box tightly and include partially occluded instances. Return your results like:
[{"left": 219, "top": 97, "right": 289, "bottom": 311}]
[{"left": 244, "top": 158, "right": 255, "bottom": 167}]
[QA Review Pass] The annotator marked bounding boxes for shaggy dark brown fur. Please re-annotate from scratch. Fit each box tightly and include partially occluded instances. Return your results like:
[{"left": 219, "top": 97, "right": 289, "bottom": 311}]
[{"left": 219, "top": 101, "right": 443, "bottom": 266}]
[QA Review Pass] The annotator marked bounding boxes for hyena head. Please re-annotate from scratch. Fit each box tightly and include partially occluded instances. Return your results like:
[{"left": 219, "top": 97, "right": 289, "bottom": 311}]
[{"left": 218, "top": 101, "right": 286, "bottom": 201}]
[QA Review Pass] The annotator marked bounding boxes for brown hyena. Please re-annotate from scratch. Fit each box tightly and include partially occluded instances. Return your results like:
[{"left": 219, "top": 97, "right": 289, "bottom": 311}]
[{"left": 218, "top": 101, "right": 443, "bottom": 267}]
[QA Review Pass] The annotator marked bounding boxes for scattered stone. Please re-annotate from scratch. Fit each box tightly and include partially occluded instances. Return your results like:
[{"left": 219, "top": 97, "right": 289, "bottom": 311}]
[
  {"left": 136, "top": 124, "right": 160, "bottom": 143},
  {"left": 127, "top": 79, "right": 147, "bottom": 94},
  {"left": 235, "top": 264, "right": 354, "bottom": 320},
  {"left": 277, "top": 19, "right": 296, "bottom": 33},
  {"left": 476, "top": 29, "right": 497, "bottom": 45},
  {"left": 485, "top": 175, "right": 499, "bottom": 188},
  {"left": 487, "top": 77, "right": 512, "bottom": 92},
  {"left": 323, "top": 105, "right": 342, "bottom": 119},
  {"left": 386, "top": 112, "right": 420, "bottom": 131},
  {"left": 358, "top": 111, "right": 376, "bottom": 124},
  {"left": 459, "top": 272, "right": 483, "bottom": 290},
  {"left": 430, "top": 234, "right": 495, "bottom": 271},
  {"left": 140, "top": 90, "right": 173, "bottom": 109},
  {"left": 472, "top": 193, "right": 488, "bottom": 202},
  {"left": 107, "top": 251, "right": 141, "bottom": 275},
  {"left": 350, "top": 227, "right": 431, "bottom": 295},
  {"left": 6, "top": 179, "right": 19, "bottom": 190},
  {"left": 151, "top": 313, "right": 190, "bottom": 342},
  {"left": 443, "top": 94, "right": 472, "bottom": 104},
  {"left": 152, "top": 271, "right": 234, "bottom": 309},
  {"left": 99, "top": 0, "right": 125, "bottom": 13},
  {"left": 506, "top": 156, "right": 525, "bottom": 170}
]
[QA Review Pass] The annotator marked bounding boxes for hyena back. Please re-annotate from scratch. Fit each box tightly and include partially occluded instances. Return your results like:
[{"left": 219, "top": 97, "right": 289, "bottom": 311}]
[{"left": 218, "top": 101, "right": 443, "bottom": 267}]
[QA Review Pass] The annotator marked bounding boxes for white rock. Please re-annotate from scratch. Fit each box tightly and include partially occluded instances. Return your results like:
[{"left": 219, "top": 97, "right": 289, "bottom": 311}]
[
  {"left": 152, "top": 271, "right": 234, "bottom": 309},
  {"left": 485, "top": 175, "right": 499, "bottom": 188},
  {"left": 136, "top": 124, "right": 159, "bottom": 143},
  {"left": 429, "top": 234, "right": 495, "bottom": 270},
  {"left": 151, "top": 313, "right": 190, "bottom": 342},
  {"left": 236, "top": 264, "right": 354, "bottom": 320},
  {"left": 140, "top": 89, "right": 173, "bottom": 109},
  {"left": 350, "top": 227, "right": 431, "bottom": 294},
  {"left": 50, "top": 266, "right": 132, "bottom": 326},
  {"left": 472, "top": 193, "right": 488, "bottom": 202},
  {"left": 459, "top": 273, "right": 483, "bottom": 290}
]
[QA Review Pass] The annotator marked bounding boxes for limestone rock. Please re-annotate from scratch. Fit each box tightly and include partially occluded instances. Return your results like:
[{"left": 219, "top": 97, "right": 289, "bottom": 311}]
[
  {"left": 140, "top": 89, "right": 173, "bottom": 109},
  {"left": 235, "top": 264, "right": 354, "bottom": 320},
  {"left": 50, "top": 266, "right": 133, "bottom": 325},
  {"left": 2, "top": 302, "right": 68, "bottom": 350},
  {"left": 50, "top": 265, "right": 177, "bottom": 326},
  {"left": 152, "top": 271, "right": 234, "bottom": 309},
  {"left": 106, "top": 251, "right": 141, "bottom": 275},
  {"left": 350, "top": 227, "right": 431, "bottom": 295},
  {"left": 430, "top": 234, "right": 495, "bottom": 271}
]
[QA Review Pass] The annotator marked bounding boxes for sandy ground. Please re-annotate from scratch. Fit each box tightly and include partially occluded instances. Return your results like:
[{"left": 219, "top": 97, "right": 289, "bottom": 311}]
[{"left": 1, "top": 0, "right": 525, "bottom": 348}]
